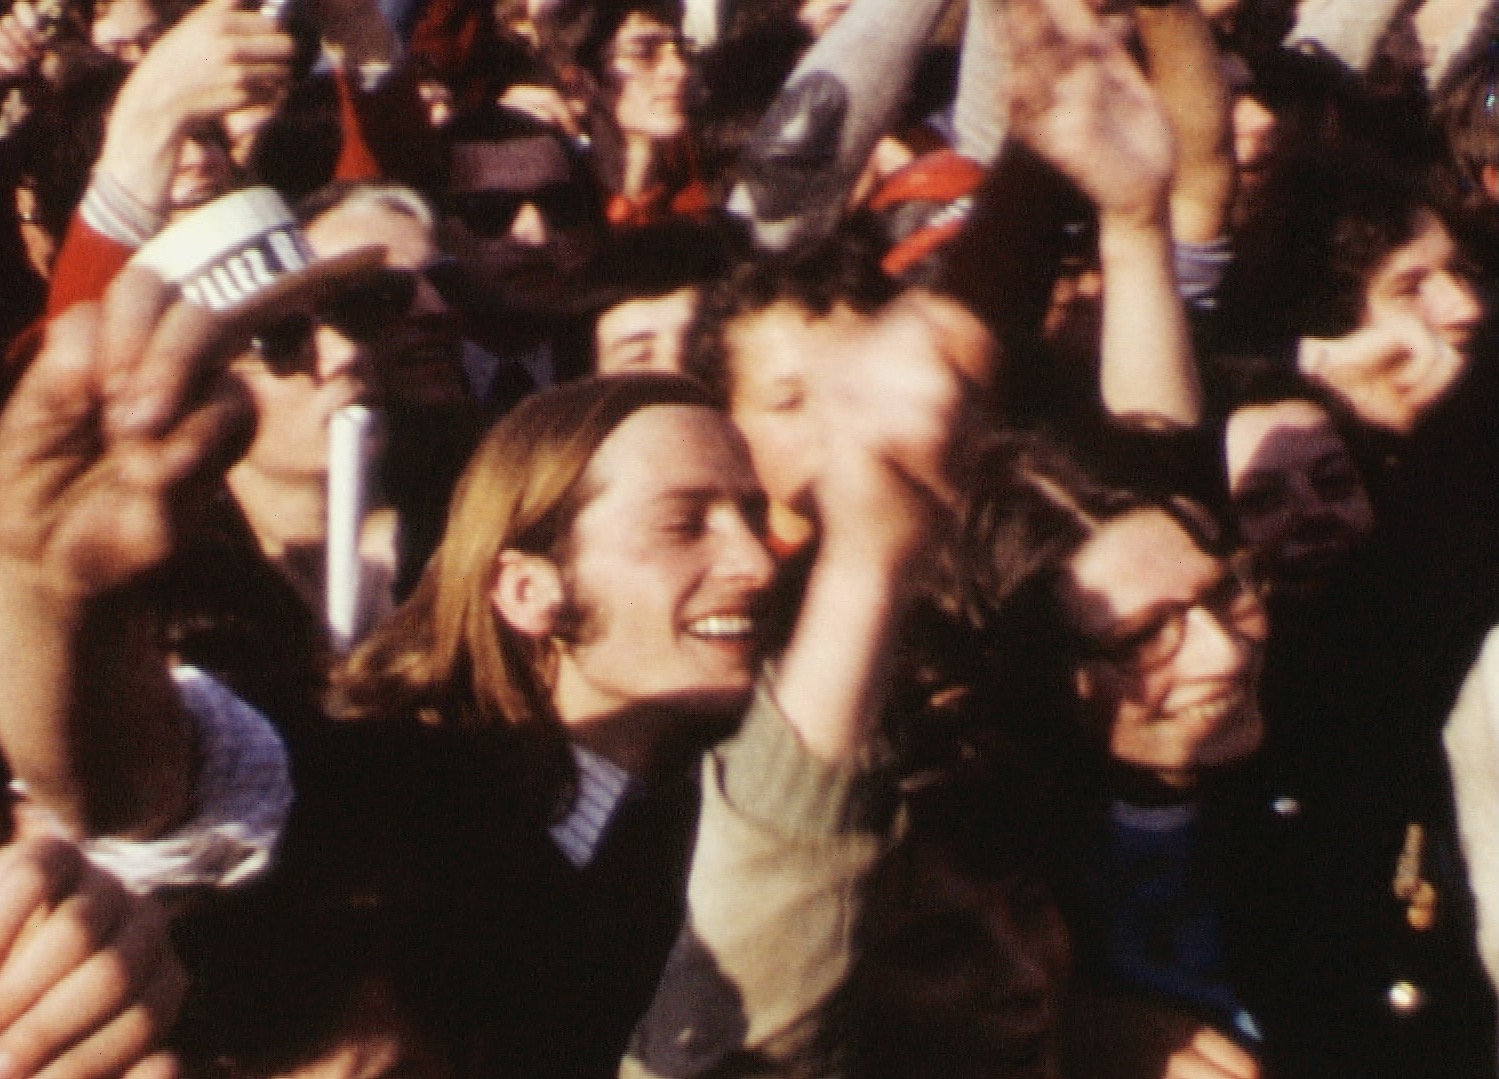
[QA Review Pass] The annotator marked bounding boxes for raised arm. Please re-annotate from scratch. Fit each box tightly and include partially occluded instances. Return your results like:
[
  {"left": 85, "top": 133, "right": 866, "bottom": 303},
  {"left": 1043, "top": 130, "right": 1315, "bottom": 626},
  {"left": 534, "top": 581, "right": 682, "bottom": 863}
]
[
  {"left": 1134, "top": 0, "right": 1235, "bottom": 249},
  {"left": 0, "top": 248, "right": 326, "bottom": 839},
  {"left": 772, "top": 292, "right": 988, "bottom": 761},
  {"left": 622, "top": 292, "right": 990, "bottom": 1079},
  {"left": 89, "top": 0, "right": 295, "bottom": 231},
  {"left": 1008, "top": 0, "right": 1201, "bottom": 427},
  {"left": 726, "top": 0, "right": 949, "bottom": 252}
]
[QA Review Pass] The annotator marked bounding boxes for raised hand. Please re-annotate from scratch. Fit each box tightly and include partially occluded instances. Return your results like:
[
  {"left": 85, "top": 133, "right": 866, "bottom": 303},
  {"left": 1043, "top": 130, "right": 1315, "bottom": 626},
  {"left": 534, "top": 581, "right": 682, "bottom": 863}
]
[
  {"left": 113, "top": 0, "right": 294, "bottom": 131},
  {"left": 1298, "top": 312, "right": 1467, "bottom": 435},
  {"left": 773, "top": 291, "right": 992, "bottom": 764},
  {"left": 1008, "top": 0, "right": 1175, "bottom": 226},
  {"left": 0, "top": 838, "right": 187, "bottom": 1079},
  {"left": 805, "top": 290, "right": 992, "bottom": 571},
  {"left": 0, "top": 1, "right": 46, "bottom": 82},
  {"left": 0, "top": 248, "right": 379, "bottom": 837},
  {"left": 93, "top": 0, "right": 295, "bottom": 219},
  {"left": 0, "top": 269, "right": 253, "bottom": 603}
]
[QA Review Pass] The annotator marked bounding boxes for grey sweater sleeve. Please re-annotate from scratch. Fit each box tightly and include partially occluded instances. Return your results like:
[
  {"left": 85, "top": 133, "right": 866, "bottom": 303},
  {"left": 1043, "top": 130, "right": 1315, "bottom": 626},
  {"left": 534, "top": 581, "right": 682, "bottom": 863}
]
[
  {"left": 726, "top": 0, "right": 949, "bottom": 252},
  {"left": 619, "top": 678, "right": 896, "bottom": 1079},
  {"left": 951, "top": 0, "right": 1009, "bottom": 167}
]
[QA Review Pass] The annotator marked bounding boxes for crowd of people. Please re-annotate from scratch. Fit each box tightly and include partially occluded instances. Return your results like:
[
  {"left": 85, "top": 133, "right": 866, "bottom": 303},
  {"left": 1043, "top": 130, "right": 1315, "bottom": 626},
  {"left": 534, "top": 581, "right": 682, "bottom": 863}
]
[{"left": 0, "top": 0, "right": 1493, "bottom": 1076}]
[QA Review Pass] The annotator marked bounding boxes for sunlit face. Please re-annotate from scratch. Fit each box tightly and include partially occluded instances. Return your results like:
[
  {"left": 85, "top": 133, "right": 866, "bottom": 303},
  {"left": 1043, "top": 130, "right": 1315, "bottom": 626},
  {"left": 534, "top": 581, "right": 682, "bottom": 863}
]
[
  {"left": 547, "top": 405, "right": 776, "bottom": 723},
  {"left": 306, "top": 199, "right": 466, "bottom": 408},
  {"left": 724, "top": 301, "right": 865, "bottom": 553},
  {"left": 1059, "top": 510, "right": 1267, "bottom": 788},
  {"left": 1303, "top": 210, "right": 1486, "bottom": 434},
  {"left": 229, "top": 339, "right": 374, "bottom": 485},
  {"left": 859, "top": 839, "right": 1069, "bottom": 1079},
  {"left": 228, "top": 203, "right": 432, "bottom": 485},
  {"left": 608, "top": 12, "right": 690, "bottom": 142},
  {"left": 1363, "top": 209, "right": 1484, "bottom": 359},
  {"left": 1225, "top": 399, "right": 1374, "bottom": 596},
  {"left": 594, "top": 286, "right": 699, "bottom": 375}
]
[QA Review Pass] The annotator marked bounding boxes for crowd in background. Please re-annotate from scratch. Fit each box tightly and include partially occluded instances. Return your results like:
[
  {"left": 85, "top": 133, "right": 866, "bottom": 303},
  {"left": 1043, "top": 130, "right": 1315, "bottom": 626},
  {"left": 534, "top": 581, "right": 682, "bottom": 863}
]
[{"left": 0, "top": 0, "right": 1493, "bottom": 1077}]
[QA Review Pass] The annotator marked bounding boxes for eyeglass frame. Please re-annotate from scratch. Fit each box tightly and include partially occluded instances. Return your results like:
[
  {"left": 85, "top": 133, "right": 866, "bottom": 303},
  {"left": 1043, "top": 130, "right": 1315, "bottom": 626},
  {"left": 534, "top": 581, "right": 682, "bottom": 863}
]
[
  {"left": 1065, "top": 548, "right": 1271, "bottom": 675},
  {"left": 608, "top": 30, "right": 696, "bottom": 71}
]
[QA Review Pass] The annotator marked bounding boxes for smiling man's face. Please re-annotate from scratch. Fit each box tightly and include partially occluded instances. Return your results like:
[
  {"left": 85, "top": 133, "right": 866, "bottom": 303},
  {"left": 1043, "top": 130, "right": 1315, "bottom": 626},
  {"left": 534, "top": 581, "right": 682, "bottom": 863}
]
[
  {"left": 1059, "top": 509, "right": 1267, "bottom": 788},
  {"left": 547, "top": 404, "right": 776, "bottom": 723}
]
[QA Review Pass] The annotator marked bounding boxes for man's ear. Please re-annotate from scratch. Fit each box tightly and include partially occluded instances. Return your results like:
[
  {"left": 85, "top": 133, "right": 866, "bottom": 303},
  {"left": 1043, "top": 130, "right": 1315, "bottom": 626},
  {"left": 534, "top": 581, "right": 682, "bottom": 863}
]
[{"left": 490, "top": 550, "right": 565, "bottom": 637}]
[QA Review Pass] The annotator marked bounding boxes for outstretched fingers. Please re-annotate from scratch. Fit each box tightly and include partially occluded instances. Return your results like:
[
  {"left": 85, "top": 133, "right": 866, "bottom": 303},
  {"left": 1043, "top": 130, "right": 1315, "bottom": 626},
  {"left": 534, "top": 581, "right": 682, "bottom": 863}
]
[{"left": 2, "top": 907, "right": 185, "bottom": 1079}]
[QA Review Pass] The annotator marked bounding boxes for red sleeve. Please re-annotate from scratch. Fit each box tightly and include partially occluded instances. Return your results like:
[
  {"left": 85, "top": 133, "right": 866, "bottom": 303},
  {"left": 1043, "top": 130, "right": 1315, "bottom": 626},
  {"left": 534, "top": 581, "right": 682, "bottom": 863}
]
[
  {"left": 333, "top": 66, "right": 445, "bottom": 192},
  {"left": 46, "top": 214, "right": 134, "bottom": 318}
]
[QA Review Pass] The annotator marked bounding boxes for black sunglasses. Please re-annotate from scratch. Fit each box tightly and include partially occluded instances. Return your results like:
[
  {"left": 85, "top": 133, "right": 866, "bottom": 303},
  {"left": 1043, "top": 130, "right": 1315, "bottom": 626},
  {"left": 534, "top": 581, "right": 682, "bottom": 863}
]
[
  {"left": 252, "top": 270, "right": 419, "bottom": 376},
  {"left": 445, "top": 185, "right": 593, "bottom": 238}
]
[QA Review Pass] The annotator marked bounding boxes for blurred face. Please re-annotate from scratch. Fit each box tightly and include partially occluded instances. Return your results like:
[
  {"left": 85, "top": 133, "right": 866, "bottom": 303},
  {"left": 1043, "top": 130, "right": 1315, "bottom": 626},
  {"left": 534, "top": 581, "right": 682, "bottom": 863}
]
[
  {"left": 608, "top": 12, "right": 690, "bottom": 141},
  {"left": 548, "top": 405, "right": 776, "bottom": 723},
  {"left": 1363, "top": 209, "right": 1484, "bottom": 360},
  {"left": 169, "top": 128, "right": 238, "bottom": 215},
  {"left": 1059, "top": 510, "right": 1268, "bottom": 788},
  {"left": 594, "top": 286, "right": 698, "bottom": 375},
  {"left": 860, "top": 841, "right": 1069, "bottom": 1079},
  {"left": 230, "top": 329, "right": 375, "bottom": 485},
  {"left": 724, "top": 301, "right": 865, "bottom": 553},
  {"left": 1226, "top": 400, "right": 1374, "bottom": 596},
  {"left": 306, "top": 198, "right": 467, "bottom": 408},
  {"left": 1304, "top": 209, "right": 1487, "bottom": 434}
]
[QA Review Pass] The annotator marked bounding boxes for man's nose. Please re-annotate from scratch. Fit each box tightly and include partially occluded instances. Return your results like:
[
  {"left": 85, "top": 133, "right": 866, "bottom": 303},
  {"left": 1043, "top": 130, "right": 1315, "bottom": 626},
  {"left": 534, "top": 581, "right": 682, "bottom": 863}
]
[
  {"left": 314, "top": 324, "right": 373, "bottom": 385},
  {"left": 1180, "top": 603, "right": 1255, "bottom": 680},
  {"left": 657, "top": 43, "right": 688, "bottom": 82},
  {"left": 508, "top": 202, "right": 551, "bottom": 247},
  {"left": 1427, "top": 271, "right": 1483, "bottom": 338},
  {"left": 717, "top": 508, "right": 776, "bottom": 591}
]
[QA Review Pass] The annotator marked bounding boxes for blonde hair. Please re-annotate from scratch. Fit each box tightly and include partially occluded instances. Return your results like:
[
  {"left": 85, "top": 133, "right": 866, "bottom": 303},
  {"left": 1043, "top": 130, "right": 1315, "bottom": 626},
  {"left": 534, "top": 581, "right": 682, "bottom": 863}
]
[{"left": 332, "top": 375, "right": 714, "bottom": 805}]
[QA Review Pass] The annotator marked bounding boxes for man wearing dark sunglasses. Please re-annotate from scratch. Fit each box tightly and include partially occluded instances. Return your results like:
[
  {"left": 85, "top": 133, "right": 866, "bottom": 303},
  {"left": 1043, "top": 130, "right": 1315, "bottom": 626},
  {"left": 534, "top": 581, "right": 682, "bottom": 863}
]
[
  {"left": 436, "top": 105, "right": 606, "bottom": 396},
  {"left": 219, "top": 181, "right": 482, "bottom": 638}
]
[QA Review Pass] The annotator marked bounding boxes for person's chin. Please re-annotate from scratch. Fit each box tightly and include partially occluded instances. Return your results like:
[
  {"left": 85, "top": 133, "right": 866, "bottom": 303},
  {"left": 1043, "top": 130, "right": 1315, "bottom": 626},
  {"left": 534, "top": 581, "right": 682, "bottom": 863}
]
[{"left": 1197, "top": 699, "right": 1265, "bottom": 771}]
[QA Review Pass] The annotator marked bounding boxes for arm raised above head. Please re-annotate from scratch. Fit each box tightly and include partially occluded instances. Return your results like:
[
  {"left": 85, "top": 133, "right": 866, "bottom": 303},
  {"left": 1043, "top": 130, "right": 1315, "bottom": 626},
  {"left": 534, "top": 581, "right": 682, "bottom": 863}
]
[
  {"left": 622, "top": 290, "right": 993, "bottom": 1079},
  {"left": 727, "top": 0, "right": 950, "bottom": 252},
  {"left": 1006, "top": 0, "right": 1202, "bottom": 428},
  {"left": 0, "top": 254, "right": 332, "bottom": 843}
]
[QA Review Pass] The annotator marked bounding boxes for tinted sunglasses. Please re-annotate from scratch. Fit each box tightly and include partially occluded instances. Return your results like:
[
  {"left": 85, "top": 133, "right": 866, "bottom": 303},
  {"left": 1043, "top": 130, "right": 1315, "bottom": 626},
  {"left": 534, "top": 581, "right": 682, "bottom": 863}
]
[
  {"left": 445, "top": 185, "right": 593, "bottom": 238},
  {"left": 252, "top": 270, "right": 419, "bottom": 376},
  {"left": 611, "top": 31, "right": 697, "bottom": 68}
]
